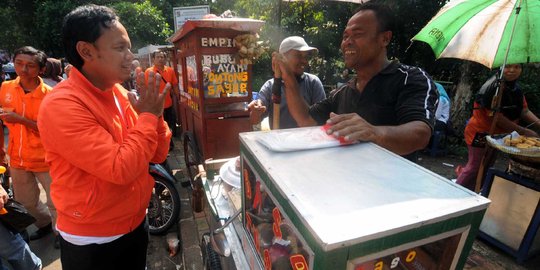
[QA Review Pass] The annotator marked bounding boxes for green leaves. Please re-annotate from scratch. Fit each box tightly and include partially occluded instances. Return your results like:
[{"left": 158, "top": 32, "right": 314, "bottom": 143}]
[
  {"left": 0, "top": 0, "right": 174, "bottom": 57},
  {"left": 112, "top": 0, "right": 173, "bottom": 51}
]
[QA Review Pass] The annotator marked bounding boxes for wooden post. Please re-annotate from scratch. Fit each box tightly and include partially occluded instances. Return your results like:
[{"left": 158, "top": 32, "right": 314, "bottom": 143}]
[
  {"left": 272, "top": 78, "right": 281, "bottom": 130},
  {"left": 271, "top": 65, "right": 282, "bottom": 130},
  {"left": 474, "top": 81, "right": 506, "bottom": 192}
]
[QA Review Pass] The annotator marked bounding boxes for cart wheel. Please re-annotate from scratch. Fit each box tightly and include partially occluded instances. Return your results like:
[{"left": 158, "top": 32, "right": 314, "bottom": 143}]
[{"left": 183, "top": 131, "right": 202, "bottom": 184}]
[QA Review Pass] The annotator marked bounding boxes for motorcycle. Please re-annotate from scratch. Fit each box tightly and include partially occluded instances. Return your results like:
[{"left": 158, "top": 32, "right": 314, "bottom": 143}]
[
  {"left": 1, "top": 162, "right": 180, "bottom": 235},
  {"left": 148, "top": 162, "right": 181, "bottom": 235}
]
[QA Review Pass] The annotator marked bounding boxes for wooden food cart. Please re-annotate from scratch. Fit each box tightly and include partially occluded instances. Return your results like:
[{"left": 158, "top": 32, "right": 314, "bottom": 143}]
[
  {"left": 238, "top": 128, "right": 491, "bottom": 270},
  {"left": 169, "top": 18, "right": 264, "bottom": 181}
]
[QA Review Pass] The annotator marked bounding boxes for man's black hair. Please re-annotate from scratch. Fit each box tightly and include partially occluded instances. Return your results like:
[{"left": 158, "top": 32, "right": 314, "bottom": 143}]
[
  {"left": 13, "top": 46, "right": 48, "bottom": 69},
  {"left": 355, "top": 2, "right": 396, "bottom": 34},
  {"left": 62, "top": 4, "right": 119, "bottom": 70},
  {"left": 152, "top": 50, "right": 165, "bottom": 59}
]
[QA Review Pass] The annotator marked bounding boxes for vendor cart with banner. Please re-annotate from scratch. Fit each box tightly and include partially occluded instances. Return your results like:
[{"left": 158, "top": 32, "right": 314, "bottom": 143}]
[
  {"left": 169, "top": 18, "right": 265, "bottom": 183},
  {"left": 198, "top": 127, "right": 490, "bottom": 270}
]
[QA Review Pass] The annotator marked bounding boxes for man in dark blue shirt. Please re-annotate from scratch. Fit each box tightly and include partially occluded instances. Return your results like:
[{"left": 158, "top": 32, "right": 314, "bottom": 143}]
[{"left": 275, "top": 3, "right": 438, "bottom": 156}]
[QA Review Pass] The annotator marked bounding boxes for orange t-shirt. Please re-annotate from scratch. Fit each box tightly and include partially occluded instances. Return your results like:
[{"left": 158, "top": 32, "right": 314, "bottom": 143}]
[
  {"left": 145, "top": 66, "right": 178, "bottom": 108},
  {"left": 0, "top": 77, "right": 51, "bottom": 171},
  {"left": 464, "top": 99, "right": 528, "bottom": 145}
]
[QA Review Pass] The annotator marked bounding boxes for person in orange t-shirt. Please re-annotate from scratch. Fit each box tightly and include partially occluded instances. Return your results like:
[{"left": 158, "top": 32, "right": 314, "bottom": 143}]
[
  {"left": 145, "top": 50, "right": 178, "bottom": 149},
  {"left": 456, "top": 64, "right": 540, "bottom": 190},
  {"left": 0, "top": 46, "right": 57, "bottom": 245}
]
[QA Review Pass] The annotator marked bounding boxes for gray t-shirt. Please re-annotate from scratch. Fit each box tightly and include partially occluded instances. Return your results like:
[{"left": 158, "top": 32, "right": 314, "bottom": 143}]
[{"left": 258, "top": 72, "right": 326, "bottom": 129}]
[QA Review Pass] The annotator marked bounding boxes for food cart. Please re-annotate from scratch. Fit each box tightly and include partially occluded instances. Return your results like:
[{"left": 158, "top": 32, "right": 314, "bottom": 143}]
[
  {"left": 169, "top": 18, "right": 264, "bottom": 182},
  {"left": 200, "top": 128, "right": 491, "bottom": 270}
]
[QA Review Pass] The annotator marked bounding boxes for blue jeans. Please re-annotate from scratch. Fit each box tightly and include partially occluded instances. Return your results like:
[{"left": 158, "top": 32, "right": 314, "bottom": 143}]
[{"left": 0, "top": 223, "right": 42, "bottom": 270}]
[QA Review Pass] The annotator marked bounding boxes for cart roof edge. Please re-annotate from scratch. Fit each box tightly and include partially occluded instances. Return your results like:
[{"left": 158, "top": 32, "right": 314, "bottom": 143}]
[{"left": 169, "top": 18, "right": 265, "bottom": 43}]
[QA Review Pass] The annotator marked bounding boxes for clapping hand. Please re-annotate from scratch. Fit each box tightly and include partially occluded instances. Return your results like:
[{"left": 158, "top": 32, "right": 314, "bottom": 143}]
[
  {"left": 272, "top": 52, "right": 293, "bottom": 81},
  {"left": 247, "top": 99, "right": 266, "bottom": 124},
  {"left": 129, "top": 70, "right": 170, "bottom": 117}
]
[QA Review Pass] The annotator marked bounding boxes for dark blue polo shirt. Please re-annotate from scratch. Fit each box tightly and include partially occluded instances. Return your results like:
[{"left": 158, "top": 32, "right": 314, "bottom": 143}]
[{"left": 309, "top": 61, "right": 438, "bottom": 130}]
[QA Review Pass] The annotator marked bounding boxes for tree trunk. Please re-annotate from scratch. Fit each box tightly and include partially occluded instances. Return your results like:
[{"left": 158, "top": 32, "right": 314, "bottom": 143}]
[{"left": 450, "top": 63, "right": 475, "bottom": 136}]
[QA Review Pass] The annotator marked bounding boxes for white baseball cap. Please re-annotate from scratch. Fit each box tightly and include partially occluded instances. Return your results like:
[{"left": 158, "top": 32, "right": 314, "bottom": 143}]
[{"left": 279, "top": 36, "right": 318, "bottom": 54}]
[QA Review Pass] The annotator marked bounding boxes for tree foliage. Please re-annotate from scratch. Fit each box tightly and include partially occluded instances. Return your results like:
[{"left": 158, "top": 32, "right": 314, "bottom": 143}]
[
  {"left": 0, "top": 5, "right": 30, "bottom": 54},
  {"left": 0, "top": 0, "right": 174, "bottom": 57},
  {"left": 0, "top": 0, "right": 38, "bottom": 54},
  {"left": 112, "top": 1, "right": 173, "bottom": 50},
  {"left": 1, "top": 0, "right": 539, "bottom": 133},
  {"left": 34, "top": 1, "right": 87, "bottom": 57}
]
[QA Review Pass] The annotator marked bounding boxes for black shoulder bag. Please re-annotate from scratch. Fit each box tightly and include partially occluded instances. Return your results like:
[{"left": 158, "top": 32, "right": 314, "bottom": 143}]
[{"left": 0, "top": 200, "right": 36, "bottom": 233}]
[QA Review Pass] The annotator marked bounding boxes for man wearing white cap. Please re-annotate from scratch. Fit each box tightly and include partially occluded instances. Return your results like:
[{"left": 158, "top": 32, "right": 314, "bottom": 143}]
[
  {"left": 273, "top": 3, "right": 438, "bottom": 158},
  {"left": 248, "top": 36, "right": 326, "bottom": 129}
]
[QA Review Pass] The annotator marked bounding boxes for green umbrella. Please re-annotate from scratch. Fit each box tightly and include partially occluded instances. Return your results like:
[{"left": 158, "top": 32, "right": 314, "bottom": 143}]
[
  {"left": 412, "top": 0, "right": 540, "bottom": 69},
  {"left": 415, "top": 0, "right": 540, "bottom": 192}
]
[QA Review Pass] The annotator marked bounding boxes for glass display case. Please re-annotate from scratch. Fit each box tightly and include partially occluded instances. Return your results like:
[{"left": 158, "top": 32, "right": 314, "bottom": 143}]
[{"left": 238, "top": 128, "right": 490, "bottom": 270}]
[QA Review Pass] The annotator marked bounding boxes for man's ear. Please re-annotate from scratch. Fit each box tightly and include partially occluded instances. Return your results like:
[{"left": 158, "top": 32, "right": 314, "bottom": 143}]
[
  {"left": 381, "top": 31, "right": 392, "bottom": 47},
  {"left": 76, "top": 41, "right": 94, "bottom": 61}
]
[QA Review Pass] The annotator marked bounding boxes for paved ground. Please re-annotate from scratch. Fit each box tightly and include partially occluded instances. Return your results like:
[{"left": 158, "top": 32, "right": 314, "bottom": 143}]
[{"left": 6, "top": 136, "right": 540, "bottom": 269}]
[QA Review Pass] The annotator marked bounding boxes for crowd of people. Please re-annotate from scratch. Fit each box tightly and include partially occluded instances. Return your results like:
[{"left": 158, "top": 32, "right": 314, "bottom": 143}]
[
  {"left": 0, "top": 1, "right": 539, "bottom": 269},
  {"left": 0, "top": 4, "right": 174, "bottom": 269}
]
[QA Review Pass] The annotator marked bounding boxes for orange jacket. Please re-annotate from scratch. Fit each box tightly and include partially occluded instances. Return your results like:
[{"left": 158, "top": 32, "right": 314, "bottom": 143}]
[
  {"left": 37, "top": 68, "right": 171, "bottom": 237},
  {"left": 145, "top": 66, "right": 178, "bottom": 108},
  {"left": 0, "top": 77, "right": 51, "bottom": 171}
]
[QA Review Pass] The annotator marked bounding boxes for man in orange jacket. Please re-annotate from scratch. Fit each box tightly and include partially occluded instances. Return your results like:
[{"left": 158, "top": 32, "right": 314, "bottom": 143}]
[
  {"left": 145, "top": 50, "right": 178, "bottom": 149},
  {"left": 0, "top": 46, "right": 57, "bottom": 245},
  {"left": 37, "top": 5, "right": 171, "bottom": 270}
]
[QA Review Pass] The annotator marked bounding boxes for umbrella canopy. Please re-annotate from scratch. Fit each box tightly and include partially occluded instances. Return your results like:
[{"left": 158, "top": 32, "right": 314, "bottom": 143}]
[
  {"left": 412, "top": 0, "right": 540, "bottom": 69},
  {"left": 284, "top": 0, "right": 369, "bottom": 3}
]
